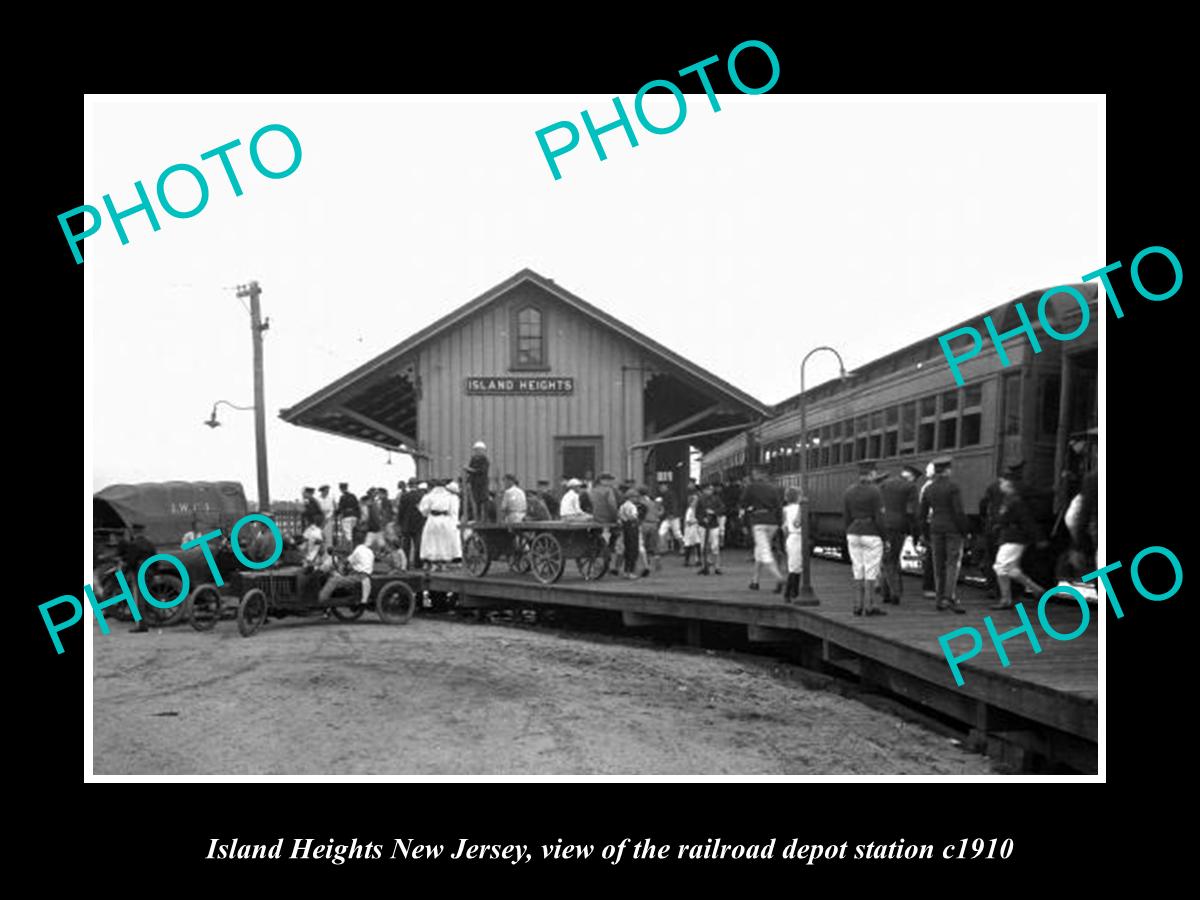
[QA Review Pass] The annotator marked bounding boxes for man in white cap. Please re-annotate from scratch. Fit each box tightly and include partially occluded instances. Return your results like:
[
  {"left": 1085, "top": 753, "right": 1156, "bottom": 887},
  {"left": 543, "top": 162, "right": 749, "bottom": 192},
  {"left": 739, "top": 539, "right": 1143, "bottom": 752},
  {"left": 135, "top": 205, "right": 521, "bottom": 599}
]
[
  {"left": 463, "top": 440, "right": 490, "bottom": 522},
  {"left": 559, "top": 478, "right": 587, "bottom": 519}
]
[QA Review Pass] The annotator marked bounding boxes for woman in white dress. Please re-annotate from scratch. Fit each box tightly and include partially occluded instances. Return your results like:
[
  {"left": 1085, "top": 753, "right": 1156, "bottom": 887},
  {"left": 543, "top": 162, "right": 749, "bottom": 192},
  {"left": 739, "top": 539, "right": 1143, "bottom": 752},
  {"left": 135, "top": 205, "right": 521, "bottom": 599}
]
[
  {"left": 682, "top": 491, "right": 702, "bottom": 567},
  {"left": 418, "top": 480, "right": 462, "bottom": 570},
  {"left": 782, "top": 487, "right": 804, "bottom": 603}
]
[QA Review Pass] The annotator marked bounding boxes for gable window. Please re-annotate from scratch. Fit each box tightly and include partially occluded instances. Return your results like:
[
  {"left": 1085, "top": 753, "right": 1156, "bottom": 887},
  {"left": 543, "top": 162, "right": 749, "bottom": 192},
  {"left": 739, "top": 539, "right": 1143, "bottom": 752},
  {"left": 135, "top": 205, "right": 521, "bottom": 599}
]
[{"left": 511, "top": 304, "right": 549, "bottom": 369}]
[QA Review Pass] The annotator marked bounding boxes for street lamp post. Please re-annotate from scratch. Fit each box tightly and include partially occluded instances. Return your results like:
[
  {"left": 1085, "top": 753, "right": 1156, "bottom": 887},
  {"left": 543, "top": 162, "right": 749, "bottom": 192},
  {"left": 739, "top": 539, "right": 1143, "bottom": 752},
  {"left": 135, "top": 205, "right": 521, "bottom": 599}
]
[
  {"left": 203, "top": 399, "right": 268, "bottom": 510},
  {"left": 798, "top": 346, "right": 850, "bottom": 602}
]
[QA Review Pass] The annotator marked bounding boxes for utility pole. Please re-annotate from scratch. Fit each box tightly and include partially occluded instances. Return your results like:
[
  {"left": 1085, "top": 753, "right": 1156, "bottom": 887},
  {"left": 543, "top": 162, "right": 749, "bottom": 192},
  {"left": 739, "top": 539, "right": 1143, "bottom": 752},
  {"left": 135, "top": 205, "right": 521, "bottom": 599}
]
[{"left": 237, "top": 280, "right": 271, "bottom": 512}]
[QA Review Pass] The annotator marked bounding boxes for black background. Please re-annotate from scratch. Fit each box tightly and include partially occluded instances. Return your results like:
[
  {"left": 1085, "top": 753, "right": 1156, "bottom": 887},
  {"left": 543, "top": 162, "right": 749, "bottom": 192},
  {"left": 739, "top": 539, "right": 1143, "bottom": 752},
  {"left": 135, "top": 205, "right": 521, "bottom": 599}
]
[{"left": 22, "top": 20, "right": 1189, "bottom": 888}]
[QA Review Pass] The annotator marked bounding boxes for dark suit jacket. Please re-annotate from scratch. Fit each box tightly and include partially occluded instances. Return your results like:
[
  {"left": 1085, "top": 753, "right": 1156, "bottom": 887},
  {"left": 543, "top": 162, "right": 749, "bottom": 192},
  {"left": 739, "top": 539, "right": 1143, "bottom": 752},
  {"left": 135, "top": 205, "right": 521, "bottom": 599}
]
[
  {"left": 919, "top": 476, "right": 969, "bottom": 535},
  {"left": 879, "top": 476, "right": 916, "bottom": 532},
  {"left": 843, "top": 482, "right": 884, "bottom": 536}
]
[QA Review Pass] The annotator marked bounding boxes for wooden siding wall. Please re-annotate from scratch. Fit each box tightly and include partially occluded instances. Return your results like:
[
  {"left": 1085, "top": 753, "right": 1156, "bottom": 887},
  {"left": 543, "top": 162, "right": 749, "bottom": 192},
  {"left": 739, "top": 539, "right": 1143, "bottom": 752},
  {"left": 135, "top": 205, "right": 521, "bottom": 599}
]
[{"left": 410, "top": 282, "right": 650, "bottom": 489}]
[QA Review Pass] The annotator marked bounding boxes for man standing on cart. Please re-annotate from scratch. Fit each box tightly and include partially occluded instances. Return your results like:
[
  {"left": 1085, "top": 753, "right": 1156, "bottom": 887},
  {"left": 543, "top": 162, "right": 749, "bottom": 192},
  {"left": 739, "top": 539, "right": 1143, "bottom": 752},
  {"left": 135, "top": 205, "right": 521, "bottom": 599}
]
[{"left": 463, "top": 440, "right": 491, "bottom": 523}]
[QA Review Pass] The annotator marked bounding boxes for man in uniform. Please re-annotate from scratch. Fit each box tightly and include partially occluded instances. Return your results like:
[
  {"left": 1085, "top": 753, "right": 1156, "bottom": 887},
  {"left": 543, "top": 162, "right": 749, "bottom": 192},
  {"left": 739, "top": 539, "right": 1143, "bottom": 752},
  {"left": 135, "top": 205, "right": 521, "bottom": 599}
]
[
  {"left": 844, "top": 460, "right": 886, "bottom": 616},
  {"left": 918, "top": 456, "right": 969, "bottom": 614},
  {"left": 878, "top": 464, "right": 921, "bottom": 604},
  {"left": 739, "top": 466, "right": 785, "bottom": 594},
  {"left": 336, "top": 482, "right": 361, "bottom": 550},
  {"left": 316, "top": 485, "right": 335, "bottom": 546},
  {"left": 979, "top": 461, "right": 1025, "bottom": 599}
]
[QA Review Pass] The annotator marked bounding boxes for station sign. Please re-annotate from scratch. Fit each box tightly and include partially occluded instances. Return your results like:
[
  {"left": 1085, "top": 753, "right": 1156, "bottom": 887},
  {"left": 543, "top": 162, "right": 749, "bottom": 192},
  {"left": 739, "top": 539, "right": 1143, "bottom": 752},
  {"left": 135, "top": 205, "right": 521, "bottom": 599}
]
[{"left": 464, "top": 376, "right": 575, "bottom": 395}]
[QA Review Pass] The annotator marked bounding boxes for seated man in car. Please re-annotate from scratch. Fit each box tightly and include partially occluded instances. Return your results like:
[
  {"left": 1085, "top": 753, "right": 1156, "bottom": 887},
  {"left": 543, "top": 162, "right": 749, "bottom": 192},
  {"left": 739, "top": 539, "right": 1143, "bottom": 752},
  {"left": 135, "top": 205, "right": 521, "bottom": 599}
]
[
  {"left": 302, "top": 527, "right": 335, "bottom": 575},
  {"left": 318, "top": 528, "right": 375, "bottom": 605}
]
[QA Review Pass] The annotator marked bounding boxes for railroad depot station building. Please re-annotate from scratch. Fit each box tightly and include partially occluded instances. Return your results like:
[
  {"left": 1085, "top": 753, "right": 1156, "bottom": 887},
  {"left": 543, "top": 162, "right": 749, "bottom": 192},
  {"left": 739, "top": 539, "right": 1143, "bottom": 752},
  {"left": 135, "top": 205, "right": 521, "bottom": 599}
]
[{"left": 280, "top": 269, "right": 771, "bottom": 499}]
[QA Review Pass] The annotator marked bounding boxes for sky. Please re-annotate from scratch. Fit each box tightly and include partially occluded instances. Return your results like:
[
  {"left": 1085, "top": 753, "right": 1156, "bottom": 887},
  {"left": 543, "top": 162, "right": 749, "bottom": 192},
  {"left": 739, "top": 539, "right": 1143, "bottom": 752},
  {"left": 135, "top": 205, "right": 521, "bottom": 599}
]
[{"left": 85, "top": 95, "right": 1101, "bottom": 504}]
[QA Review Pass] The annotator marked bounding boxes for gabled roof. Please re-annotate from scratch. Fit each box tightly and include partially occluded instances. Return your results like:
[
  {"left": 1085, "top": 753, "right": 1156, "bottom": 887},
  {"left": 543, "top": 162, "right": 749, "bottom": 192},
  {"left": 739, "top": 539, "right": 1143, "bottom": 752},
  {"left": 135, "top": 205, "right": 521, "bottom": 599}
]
[{"left": 280, "top": 268, "right": 771, "bottom": 421}]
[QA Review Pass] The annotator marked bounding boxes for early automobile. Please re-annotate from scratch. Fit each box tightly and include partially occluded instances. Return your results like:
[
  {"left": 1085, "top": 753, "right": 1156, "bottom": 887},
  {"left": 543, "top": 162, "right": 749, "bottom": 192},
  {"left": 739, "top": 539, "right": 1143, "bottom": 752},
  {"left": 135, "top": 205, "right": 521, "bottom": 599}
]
[{"left": 186, "top": 565, "right": 423, "bottom": 637}]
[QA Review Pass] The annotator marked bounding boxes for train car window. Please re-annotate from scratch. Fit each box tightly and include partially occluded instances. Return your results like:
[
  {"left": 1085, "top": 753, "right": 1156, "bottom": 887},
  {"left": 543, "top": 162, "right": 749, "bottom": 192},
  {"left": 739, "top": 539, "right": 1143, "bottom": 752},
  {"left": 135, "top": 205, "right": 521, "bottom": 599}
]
[
  {"left": 939, "top": 417, "right": 958, "bottom": 449},
  {"left": 962, "top": 412, "right": 982, "bottom": 446},
  {"left": 886, "top": 405, "right": 899, "bottom": 427},
  {"left": 1040, "top": 375, "right": 1061, "bottom": 438},
  {"left": 901, "top": 402, "right": 916, "bottom": 445},
  {"left": 885, "top": 430, "right": 899, "bottom": 457},
  {"left": 920, "top": 396, "right": 937, "bottom": 418},
  {"left": 1003, "top": 373, "right": 1022, "bottom": 437},
  {"left": 941, "top": 390, "right": 959, "bottom": 413},
  {"left": 919, "top": 422, "right": 936, "bottom": 452}
]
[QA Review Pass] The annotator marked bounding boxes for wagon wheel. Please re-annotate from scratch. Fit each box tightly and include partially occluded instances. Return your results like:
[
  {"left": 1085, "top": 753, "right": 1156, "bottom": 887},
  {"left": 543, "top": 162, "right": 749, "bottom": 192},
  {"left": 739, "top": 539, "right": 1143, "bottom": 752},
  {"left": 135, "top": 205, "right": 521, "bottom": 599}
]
[
  {"left": 509, "top": 533, "right": 533, "bottom": 574},
  {"left": 332, "top": 601, "right": 366, "bottom": 621},
  {"left": 575, "top": 531, "right": 609, "bottom": 581},
  {"left": 101, "top": 571, "right": 133, "bottom": 621},
  {"left": 237, "top": 587, "right": 269, "bottom": 637},
  {"left": 141, "top": 572, "right": 188, "bottom": 627},
  {"left": 376, "top": 580, "right": 416, "bottom": 625},
  {"left": 463, "top": 533, "right": 491, "bottom": 577},
  {"left": 529, "top": 532, "right": 565, "bottom": 584},
  {"left": 187, "top": 583, "right": 223, "bottom": 632}
]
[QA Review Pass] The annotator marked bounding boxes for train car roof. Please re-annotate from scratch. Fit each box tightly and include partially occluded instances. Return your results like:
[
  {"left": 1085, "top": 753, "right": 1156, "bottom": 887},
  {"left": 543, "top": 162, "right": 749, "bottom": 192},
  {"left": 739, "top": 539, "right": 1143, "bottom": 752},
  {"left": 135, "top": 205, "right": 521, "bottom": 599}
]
[{"left": 771, "top": 283, "right": 1097, "bottom": 415}]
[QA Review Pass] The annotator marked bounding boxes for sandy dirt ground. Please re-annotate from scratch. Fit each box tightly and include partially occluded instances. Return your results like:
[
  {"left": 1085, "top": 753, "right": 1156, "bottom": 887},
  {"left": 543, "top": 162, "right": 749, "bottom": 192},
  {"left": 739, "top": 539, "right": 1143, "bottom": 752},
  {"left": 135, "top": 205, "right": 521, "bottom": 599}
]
[{"left": 93, "top": 608, "right": 994, "bottom": 776}]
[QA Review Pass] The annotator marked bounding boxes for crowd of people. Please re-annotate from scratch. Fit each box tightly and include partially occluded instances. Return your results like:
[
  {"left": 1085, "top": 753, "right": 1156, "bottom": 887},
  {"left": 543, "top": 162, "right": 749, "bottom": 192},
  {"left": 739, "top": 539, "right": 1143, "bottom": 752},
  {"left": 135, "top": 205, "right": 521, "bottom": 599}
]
[
  {"left": 839, "top": 454, "right": 1098, "bottom": 616},
  {"left": 289, "top": 438, "right": 1099, "bottom": 618}
]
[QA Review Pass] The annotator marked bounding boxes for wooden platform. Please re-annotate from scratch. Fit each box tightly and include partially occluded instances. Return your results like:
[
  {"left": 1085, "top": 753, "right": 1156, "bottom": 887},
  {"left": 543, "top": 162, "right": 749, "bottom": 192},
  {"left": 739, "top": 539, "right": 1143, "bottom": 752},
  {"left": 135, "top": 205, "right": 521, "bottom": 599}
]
[{"left": 428, "top": 556, "right": 1097, "bottom": 772}]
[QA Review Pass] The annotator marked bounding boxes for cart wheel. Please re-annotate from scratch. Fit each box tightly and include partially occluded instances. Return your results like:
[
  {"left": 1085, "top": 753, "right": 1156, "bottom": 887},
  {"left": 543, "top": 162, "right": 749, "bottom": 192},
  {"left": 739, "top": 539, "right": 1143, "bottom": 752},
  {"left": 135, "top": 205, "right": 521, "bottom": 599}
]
[
  {"left": 186, "top": 584, "right": 224, "bottom": 631},
  {"left": 376, "top": 581, "right": 416, "bottom": 625},
  {"left": 463, "top": 533, "right": 491, "bottom": 577},
  {"left": 237, "top": 588, "right": 269, "bottom": 637},
  {"left": 509, "top": 533, "right": 533, "bottom": 574},
  {"left": 529, "top": 532, "right": 565, "bottom": 584},
  {"left": 141, "top": 572, "right": 188, "bottom": 627},
  {"left": 332, "top": 602, "right": 366, "bottom": 621},
  {"left": 576, "top": 532, "right": 610, "bottom": 581},
  {"left": 101, "top": 572, "right": 133, "bottom": 621}
]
